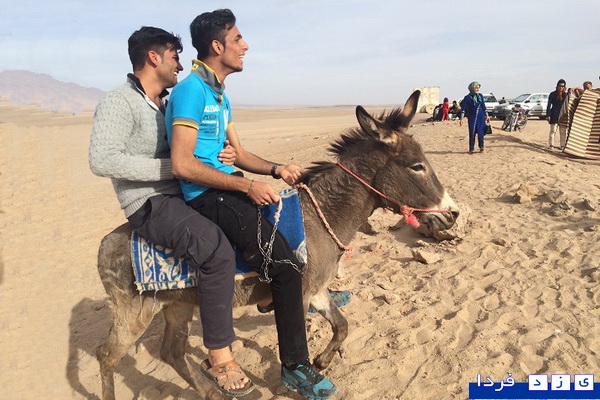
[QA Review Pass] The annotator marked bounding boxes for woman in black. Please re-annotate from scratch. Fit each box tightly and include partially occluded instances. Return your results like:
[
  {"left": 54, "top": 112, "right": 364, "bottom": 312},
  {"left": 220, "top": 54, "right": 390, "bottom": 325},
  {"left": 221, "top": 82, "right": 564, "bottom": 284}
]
[{"left": 546, "top": 79, "right": 567, "bottom": 150}]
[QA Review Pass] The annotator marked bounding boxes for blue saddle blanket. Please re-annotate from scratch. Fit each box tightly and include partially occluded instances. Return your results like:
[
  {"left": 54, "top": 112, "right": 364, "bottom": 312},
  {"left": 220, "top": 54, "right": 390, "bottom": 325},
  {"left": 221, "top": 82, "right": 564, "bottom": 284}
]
[{"left": 131, "top": 188, "right": 307, "bottom": 293}]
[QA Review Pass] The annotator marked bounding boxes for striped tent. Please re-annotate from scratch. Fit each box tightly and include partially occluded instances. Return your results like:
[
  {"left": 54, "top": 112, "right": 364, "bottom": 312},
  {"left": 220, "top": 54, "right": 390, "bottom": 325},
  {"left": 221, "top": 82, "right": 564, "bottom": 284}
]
[{"left": 563, "top": 89, "right": 600, "bottom": 159}]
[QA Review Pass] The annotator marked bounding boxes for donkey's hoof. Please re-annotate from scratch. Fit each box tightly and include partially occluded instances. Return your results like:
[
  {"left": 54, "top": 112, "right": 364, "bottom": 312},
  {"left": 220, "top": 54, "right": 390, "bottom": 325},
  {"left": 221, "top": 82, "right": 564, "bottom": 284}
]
[{"left": 313, "top": 354, "right": 332, "bottom": 371}]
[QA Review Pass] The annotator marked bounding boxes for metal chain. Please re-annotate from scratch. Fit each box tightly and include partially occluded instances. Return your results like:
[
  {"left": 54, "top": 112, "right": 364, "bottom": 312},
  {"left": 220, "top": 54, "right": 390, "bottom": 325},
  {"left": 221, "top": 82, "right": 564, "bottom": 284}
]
[{"left": 255, "top": 200, "right": 303, "bottom": 283}]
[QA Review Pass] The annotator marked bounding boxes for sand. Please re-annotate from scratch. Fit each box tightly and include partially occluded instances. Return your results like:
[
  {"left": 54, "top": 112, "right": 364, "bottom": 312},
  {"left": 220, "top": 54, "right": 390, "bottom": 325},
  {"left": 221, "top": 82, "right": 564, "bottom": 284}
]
[{"left": 1, "top": 100, "right": 599, "bottom": 399}]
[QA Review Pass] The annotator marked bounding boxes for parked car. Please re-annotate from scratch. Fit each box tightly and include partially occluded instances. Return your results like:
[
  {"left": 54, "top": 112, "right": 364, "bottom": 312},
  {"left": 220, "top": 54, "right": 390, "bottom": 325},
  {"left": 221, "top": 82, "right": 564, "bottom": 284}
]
[
  {"left": 492, "top": 93, "right": 549, "bottom": 120},
  {"left": 482, "top": 93, "right": 500, "bottom": 112}
]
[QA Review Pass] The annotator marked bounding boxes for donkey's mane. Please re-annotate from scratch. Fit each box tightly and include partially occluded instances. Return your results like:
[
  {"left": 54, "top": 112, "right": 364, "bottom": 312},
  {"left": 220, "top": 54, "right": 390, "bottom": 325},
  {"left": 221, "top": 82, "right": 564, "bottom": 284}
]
[
  {"left": 378, "top": 107, "right": 407, "bottom": 131},
  {"left": 298, "top": 107, "right": 406, "bottom": 185}
]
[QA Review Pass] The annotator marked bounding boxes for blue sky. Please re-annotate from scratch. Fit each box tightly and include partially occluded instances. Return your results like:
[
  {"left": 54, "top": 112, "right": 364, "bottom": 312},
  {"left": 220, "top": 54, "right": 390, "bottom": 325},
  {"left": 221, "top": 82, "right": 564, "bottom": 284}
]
[{"left": 1, "top": 0, "right": 598, "bottom": 106}]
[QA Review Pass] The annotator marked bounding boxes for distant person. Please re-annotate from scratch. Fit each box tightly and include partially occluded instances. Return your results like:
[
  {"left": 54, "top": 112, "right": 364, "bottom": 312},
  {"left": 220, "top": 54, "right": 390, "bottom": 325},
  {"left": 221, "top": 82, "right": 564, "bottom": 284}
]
[
  {"left": 459, "top": 81, "right": 489, "bottom": 154},
  {"left": 499, "top": 97, "right": 507, "bottom": 104},
  {"left": 432, "top": 103, "right": 441, "bottom": 121},
  {"left": 449, "top": 100, "right": 460, "bottom": 119},
  {"left": 441, "top": 97, "right": 449, "bottom": 121},
  {"left": 546, "top": 79, "right": 568, "bottom": 150},
  {"left": 583, "top": 81, "right": 593, "bottom": 90}
]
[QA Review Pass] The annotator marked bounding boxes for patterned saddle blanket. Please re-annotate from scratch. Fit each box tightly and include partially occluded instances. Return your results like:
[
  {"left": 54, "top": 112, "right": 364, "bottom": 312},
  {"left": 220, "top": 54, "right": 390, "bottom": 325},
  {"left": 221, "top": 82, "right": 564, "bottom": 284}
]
[{"left": 131, "top": 188, "right": 307, "bottom": 293}]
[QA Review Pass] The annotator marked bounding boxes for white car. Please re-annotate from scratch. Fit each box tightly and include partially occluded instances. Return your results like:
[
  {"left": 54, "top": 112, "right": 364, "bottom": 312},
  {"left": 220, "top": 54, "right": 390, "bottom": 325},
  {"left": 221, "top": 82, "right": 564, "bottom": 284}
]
[
  {"left": 492, "top": 93, "right": 550, "bottom": 120},
  {"left": 482, "top": 93, "right": 500, "bottom": 112}
]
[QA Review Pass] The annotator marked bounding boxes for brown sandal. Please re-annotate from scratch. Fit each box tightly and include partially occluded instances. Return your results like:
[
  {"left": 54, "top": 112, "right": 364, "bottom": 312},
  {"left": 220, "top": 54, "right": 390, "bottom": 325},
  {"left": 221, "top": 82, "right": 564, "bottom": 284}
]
[{"left": 200, "top": 359, "right": 255, "bottom": 397}]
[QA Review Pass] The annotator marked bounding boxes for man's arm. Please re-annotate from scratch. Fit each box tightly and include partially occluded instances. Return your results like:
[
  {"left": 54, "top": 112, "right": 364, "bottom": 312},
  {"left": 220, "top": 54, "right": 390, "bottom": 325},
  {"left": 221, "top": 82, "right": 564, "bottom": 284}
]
[
  {"left": 89, "top": 92, "right": 173, "bottom": 182},
  {"left": 170, "top": 124, "right": 281, "bottom": 204},
  {"left": 227, "top": 124, "right": 303, "bottom": 185}
]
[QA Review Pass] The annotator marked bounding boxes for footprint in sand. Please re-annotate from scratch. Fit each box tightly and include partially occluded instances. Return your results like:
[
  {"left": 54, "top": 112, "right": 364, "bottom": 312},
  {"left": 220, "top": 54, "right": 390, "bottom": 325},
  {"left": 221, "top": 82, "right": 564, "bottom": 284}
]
[
  {"left": 452, "top": 322, "right": 475, "bottom": 350},
  {"left": 457, "top": 302, "right": 481, "bottom": 324},
  {"left": 517, "top": 328, "right": 555, "bottom": 346},
  {"left": 476, "top": 272, "right": 504, "bottom": 292},
  {"left": 520, "top": 297, "right": 540, "bottom": 319},
  {"left": 345, "top": 327, "right": 374, "bottom": 353},
  {"left": 540, "top": 287, "right": 561, "bottom": 308},
  {"left": 482, "top": 294, "right": 500, "bottom": 311},
  {"left": 413, "top": 328, "right": 432, "bottom": 345},
  {"left": 518, "top": 349, "right": 545, "bottom": 375}
]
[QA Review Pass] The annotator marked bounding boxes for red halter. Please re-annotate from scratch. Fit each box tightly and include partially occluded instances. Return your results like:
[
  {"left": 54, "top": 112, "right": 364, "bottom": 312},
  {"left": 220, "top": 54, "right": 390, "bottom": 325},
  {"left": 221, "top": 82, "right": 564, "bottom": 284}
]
[{"left": 336, "top": 162, "right": 452, "bottom": 228}]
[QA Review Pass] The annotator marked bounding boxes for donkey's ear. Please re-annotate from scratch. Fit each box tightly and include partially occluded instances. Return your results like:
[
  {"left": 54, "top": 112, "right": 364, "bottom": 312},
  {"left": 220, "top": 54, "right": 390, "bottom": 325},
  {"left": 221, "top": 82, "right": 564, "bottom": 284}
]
[
  {"left": 356, "top": 106, "right": 398, "bottom": 144},
  {"left": 356, "top": 106, "right": 378, "bottom": 133},
  {"left": 397, "top": 90, "right": 421, "bottom": 129}
]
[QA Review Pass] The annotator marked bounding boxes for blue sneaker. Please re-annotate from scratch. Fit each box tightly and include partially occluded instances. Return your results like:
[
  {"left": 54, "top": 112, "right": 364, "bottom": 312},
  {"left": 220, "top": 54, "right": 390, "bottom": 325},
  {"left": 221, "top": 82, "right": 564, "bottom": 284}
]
[
  {"left": 308, "top": 290, "right": 352, "bottom": 313},
  {"left": 258, "top": 290, "right": 352, "bottom": 314},
  {"left": 281, "top": 362, "right": 338, "bottom": 399}
]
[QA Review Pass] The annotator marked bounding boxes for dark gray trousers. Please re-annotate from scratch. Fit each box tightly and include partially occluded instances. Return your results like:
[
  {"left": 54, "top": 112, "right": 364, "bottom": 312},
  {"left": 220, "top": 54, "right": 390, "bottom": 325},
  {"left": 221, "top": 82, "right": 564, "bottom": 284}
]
[{"left": 128, "top": 194, "right": 236, "bottom": 349}]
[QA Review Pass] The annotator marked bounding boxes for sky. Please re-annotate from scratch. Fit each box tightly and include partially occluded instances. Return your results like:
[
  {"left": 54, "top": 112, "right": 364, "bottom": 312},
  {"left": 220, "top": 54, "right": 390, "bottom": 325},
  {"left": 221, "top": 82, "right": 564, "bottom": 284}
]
[{"left": 1, "top": 0, "right": 599, "bottom": 107}]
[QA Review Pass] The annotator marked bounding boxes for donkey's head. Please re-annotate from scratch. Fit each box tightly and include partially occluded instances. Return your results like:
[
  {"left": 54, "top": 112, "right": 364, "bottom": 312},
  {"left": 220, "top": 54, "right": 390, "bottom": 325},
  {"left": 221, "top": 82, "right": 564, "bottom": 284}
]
[{"left": 347, "top": 90, "right": 458, "bottom": 231}]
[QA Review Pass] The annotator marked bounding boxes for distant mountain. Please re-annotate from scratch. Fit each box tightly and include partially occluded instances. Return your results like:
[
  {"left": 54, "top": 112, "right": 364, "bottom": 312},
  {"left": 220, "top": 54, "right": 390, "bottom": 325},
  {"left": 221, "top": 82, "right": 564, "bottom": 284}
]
[{"left": 0, "top": 70, "right": 104, "bottom": 114}]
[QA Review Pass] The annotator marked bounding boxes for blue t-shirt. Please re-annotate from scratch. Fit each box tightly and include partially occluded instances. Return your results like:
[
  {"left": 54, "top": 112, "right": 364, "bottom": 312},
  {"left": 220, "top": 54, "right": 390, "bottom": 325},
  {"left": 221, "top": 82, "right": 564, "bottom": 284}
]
[{"left": 166, "top": 61, "right": 234, "bottom": 201}]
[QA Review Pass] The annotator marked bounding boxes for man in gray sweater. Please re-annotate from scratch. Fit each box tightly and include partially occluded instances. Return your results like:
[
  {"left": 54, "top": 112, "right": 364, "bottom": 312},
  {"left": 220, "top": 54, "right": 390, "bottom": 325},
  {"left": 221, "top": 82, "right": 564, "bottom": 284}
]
[{"left": 89, "top": 26, "right": 253, "bottom": 396}]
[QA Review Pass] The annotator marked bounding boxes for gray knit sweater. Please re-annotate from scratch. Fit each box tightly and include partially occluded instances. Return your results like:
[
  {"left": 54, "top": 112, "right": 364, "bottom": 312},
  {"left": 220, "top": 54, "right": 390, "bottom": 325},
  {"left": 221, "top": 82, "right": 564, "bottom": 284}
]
[{"left": 89, "top": 77, "right": 181, "bottom": 217}]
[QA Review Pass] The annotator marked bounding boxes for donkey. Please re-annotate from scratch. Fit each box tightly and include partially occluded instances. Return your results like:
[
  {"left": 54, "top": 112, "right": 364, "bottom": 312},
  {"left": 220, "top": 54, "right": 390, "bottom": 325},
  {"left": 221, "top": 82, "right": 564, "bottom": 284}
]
[{"left": 96, "top": 90, "right": 459, "bottom": 399}]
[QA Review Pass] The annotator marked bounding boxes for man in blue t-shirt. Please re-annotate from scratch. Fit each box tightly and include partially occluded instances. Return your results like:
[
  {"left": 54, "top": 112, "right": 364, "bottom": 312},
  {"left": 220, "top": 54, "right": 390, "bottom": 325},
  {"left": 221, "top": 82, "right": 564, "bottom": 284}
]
[
  {"left": 166, "top": 9, "right": 337, "bottom": 400},
  {"left": 165, "top": 59, "right": 235, "bottom": 201}
]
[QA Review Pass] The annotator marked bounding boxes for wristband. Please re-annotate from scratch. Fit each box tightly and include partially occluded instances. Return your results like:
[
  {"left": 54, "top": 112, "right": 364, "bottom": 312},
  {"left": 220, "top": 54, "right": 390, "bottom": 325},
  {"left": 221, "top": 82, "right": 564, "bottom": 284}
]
[
  {"left": 246, "top": 179, "right": 255, "bottom": 197},
  {"left": 271, "top": 163, "right": 282, "bottom": 179}
]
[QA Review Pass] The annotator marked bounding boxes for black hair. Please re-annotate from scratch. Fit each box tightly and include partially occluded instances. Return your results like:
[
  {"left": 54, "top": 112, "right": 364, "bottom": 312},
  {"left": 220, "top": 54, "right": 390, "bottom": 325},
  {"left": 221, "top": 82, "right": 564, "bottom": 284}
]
[
  {"left": 128, "top": 26, "right": 183, "bottom": 70},
  {"left": 190, "top": 9, "right": 236, "bottom": 60},
  {"left": 557, "top": 79, "right": 566, "bottom": 86}
]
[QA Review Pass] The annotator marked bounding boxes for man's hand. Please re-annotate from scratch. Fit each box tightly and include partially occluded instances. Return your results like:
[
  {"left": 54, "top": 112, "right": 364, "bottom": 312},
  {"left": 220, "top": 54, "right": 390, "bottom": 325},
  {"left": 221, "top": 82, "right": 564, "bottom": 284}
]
[
  {"left": 248, "top": 181, "right": 280, "bottom": 205},
  {"left": 459, "top": 119, "right": 463, "bottom": 127},
  {"left": 218, "top": 140, "right": 236, "bottom": 165},
  {"left": 278, "top": 164, "right": 303, "bottom": 185}
]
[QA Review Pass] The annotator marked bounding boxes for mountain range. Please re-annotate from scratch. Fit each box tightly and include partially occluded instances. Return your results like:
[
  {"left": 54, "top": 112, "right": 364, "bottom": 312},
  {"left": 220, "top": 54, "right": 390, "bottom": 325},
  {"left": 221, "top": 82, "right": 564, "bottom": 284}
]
[{"left": 0, "top": 70, "right": 105, "bottom": 114}]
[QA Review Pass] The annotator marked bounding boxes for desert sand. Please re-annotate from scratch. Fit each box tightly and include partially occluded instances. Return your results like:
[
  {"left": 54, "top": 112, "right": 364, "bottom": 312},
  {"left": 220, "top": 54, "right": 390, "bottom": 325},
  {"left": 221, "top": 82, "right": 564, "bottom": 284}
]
[{"left": 1, "top": 99, "right": 600, "bottom": 400}]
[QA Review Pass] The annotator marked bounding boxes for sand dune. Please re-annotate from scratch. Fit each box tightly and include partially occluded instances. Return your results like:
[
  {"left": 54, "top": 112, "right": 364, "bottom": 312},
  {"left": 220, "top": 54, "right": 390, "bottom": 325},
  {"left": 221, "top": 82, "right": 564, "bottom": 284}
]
[{"left": 1, "top": 102, "right": 599, "bottom": 399}]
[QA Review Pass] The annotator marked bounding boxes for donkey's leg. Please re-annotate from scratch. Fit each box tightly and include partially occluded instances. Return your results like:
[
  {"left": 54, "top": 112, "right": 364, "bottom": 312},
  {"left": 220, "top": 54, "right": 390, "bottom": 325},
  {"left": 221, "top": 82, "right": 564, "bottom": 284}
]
[
  {"left": 97, "top": 295, "right": 157, "bottom": 400},
  {"left": 159, "top": 302, "right": 213, "bottom": 397},
  {"left": 309, "top": 289, "right": 349, "bottom": 370}
]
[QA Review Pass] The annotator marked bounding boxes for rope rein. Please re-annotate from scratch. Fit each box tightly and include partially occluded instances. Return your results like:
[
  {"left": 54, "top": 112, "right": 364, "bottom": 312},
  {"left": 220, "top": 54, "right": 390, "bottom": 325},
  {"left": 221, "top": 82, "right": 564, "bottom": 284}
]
[
  {"left": 293, "top": 162, "right": 454, "bottom": 258},
  {"left": 335, "top": 162, "right": 452, "bottom": 228},
  {"left": 296, "top": 183, "right": 354, "bottom": 259}
]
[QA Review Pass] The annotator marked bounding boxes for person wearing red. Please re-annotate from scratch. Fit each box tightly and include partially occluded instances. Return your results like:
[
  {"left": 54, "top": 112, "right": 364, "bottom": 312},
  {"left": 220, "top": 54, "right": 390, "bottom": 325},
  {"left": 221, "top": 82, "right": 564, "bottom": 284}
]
[{"left": 441, "top": 97, "right": 450, "bottom": 121}]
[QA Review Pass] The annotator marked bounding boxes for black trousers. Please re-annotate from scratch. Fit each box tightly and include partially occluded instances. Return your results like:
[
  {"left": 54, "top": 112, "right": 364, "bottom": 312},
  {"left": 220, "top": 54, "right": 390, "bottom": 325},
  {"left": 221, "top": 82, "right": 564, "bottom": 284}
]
[
  {"left": 128, "top": 194, "right": 236, "bottom": 350},
  {"left": 188, "top": 188, "right": 309, "bottom": 364}
]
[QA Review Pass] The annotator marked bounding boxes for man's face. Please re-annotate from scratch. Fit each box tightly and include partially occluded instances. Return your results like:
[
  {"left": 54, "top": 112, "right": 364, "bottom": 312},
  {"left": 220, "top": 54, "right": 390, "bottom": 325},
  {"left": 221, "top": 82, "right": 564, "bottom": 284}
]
[
  {"left": 157, "top": 46, "right": 184, "bottom": 88},
  {"left": 219, "top": 25, "right": 249, "bottom": 74}
]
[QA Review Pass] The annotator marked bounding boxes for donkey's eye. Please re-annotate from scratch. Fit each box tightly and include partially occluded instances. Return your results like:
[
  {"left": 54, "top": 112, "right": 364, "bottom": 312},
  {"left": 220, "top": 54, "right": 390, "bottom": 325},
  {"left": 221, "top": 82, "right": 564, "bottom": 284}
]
[{"left": 410, "top": 164, "right": 426, "bottom": 172}]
